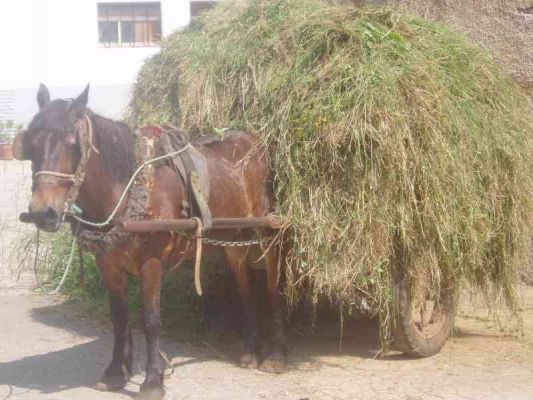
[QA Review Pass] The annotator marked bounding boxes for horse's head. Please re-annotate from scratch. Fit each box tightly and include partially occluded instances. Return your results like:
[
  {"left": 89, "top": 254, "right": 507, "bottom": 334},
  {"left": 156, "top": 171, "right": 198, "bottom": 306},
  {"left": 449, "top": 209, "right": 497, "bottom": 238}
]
[{"left": 14, "top": 84, "right": 90, "bottom": 232}]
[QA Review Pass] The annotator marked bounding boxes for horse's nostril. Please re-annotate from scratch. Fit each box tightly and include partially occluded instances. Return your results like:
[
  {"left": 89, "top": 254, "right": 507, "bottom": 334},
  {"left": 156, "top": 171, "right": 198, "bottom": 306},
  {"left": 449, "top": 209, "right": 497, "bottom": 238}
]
[
  {"left": 43, "top": 207, "right": 58, "bottom": 222},
  {"left": 28, "top": 206, "right": 61, "bottom": 231}
]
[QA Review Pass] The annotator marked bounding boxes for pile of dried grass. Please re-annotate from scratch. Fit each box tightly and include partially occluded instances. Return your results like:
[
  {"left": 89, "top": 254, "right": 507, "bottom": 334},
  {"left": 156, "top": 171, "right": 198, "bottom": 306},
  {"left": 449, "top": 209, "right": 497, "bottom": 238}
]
[{"left": 129, "top": 0, "right": 533, "bottom": 331}]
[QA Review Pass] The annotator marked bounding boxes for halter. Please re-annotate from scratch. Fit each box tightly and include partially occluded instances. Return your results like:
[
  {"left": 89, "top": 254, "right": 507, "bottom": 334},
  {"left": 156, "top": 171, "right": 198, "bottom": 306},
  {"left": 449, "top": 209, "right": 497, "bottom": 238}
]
[
  {"left": 33, "top": 114, "right": 99, "bottom": 213},
  {"left": 34, "top": 171, "right": 76, "bottom": 183}
]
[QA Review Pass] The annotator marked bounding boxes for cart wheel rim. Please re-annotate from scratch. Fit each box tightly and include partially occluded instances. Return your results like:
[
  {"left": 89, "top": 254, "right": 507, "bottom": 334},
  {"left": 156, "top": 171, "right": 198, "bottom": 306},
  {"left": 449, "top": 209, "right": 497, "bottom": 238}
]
[{"left": 411, "top": 298, "right": 448, "bottom": 338}]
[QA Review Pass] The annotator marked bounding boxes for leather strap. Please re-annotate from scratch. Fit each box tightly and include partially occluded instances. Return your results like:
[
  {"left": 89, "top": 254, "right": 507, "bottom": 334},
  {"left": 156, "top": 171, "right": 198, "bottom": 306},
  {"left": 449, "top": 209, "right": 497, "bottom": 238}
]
[
  {"left": 65, "top": 115, "right": 97, "bottom": 212},
  {"left": 192, "top": 217, "right": 203, "bottom": 296},
  {"left": 159, "top": 129, "right": 213, "bottom": 230}
]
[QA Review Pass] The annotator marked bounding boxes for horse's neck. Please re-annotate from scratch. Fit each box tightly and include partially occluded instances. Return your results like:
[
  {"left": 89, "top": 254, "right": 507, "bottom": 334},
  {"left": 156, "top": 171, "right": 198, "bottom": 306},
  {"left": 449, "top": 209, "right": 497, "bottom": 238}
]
[
  {"left": 76, "top": 114, "right": 134, "bottom": 224},
  {"left": 77, "top": 153, "right": 127, "bottom": 224}
]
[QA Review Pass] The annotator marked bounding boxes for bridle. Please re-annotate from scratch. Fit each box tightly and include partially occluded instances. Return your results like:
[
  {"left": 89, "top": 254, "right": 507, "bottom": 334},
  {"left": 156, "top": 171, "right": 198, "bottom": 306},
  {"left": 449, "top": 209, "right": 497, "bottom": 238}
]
[
  {"left": 33, "top": 114, "right": 99, "bottom": 215},
  {"left": 34, "top": 171, "right": 76, "bottom": 183}
]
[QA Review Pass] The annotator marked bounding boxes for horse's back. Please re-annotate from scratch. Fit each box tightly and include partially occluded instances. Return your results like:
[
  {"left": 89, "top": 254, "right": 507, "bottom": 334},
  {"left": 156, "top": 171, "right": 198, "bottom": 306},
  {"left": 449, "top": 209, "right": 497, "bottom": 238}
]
[
  {"left": 195, "top": 130, "right": 272, "bottom": 218},
  {"left": 194, "top": 130, "right": 261, "bottom": 161}
]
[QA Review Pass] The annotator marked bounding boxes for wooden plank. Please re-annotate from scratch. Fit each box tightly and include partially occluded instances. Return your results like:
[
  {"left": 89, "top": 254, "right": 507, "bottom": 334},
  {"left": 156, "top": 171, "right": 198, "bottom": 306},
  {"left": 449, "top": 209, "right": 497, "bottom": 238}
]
[{"left": 120, "top": 215, "right": 282, "bottom": 232}]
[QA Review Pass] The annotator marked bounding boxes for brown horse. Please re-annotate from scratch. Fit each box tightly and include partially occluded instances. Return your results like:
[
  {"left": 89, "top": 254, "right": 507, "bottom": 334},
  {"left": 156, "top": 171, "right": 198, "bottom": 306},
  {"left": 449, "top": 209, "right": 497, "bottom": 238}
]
[{"left": 15, "top": 84, "right": 287, "bottom": 400}]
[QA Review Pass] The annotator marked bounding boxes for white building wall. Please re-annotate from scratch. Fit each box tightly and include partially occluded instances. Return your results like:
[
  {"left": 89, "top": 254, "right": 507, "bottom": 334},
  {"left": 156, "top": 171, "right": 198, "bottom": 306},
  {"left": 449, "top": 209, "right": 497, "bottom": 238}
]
[{"left": 0, "top": 0, "right": 193, "bottom": 122}]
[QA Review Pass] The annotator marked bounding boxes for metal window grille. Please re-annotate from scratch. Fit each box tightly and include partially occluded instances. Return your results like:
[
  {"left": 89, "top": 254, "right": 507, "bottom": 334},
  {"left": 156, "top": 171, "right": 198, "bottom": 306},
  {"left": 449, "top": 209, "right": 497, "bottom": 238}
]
[{"left": 97, "top": 2, "right": 162, "bottom": 48}]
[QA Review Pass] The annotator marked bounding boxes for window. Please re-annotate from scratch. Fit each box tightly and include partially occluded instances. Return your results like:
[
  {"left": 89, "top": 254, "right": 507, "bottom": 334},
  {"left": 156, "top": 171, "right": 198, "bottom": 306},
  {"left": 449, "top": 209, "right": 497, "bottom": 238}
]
[
  {"left": 98, "top": 2, "right": 161, "bottom": 47},
  {"left": 190, "top": 1, "right": 217, "bottom": 18}
]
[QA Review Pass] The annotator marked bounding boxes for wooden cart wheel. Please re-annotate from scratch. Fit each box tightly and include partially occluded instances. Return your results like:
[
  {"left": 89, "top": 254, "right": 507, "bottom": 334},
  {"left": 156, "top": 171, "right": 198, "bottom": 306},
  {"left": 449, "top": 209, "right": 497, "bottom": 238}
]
[{"left": 392, "top": 277, "right": 455, "bottom": 357}]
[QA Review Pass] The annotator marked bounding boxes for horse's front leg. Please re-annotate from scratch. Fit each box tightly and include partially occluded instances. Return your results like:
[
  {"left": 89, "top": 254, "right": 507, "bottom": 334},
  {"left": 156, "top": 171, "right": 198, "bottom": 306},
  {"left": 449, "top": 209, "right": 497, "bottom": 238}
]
[
  {"left": 96, "top": 258, "right": 132, "bottom": 391},
  {"left": 138, "top": 257, "right": 166, "bottom": 400}
]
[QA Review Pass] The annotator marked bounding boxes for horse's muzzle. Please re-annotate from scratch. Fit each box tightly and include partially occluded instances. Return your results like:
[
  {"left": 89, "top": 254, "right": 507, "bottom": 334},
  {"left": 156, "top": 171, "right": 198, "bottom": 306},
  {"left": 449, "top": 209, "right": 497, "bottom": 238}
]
[{"left": 28, "top": 206, "right": 63, "bottom": 232}]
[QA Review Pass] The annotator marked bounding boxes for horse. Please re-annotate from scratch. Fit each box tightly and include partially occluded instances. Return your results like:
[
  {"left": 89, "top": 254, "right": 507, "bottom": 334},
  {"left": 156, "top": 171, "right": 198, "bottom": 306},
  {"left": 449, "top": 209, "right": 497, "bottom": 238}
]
[{"left": 14, "top": 84, "right": 287, "bottom": 400}]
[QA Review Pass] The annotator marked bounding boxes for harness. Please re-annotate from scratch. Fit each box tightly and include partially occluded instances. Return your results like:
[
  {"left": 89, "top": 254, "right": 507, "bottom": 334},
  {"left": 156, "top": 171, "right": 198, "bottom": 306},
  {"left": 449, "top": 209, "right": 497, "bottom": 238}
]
[
  {"left": 33, "top": 115, "right": 97, "bottom": 207},
  {"left": 64, "top": 120, "right": 212, "bottom": 255},
  {"left": 144, "top": 124, "right": 212, "bottom": 227},
  {"left": 73, "top": 124, "right": 159, "bottom": 253},
  {"left": 31, "top": 116, "right": 264, "bottom": 296}
]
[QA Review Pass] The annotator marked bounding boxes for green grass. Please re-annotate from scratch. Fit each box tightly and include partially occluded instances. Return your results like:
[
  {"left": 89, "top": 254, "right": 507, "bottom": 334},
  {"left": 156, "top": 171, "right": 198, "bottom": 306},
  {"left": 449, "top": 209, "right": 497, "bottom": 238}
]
[
  {"left": 14, "top": 0, "right": 528, "bottom": 346},
  {"left": 16, "top": 228, "right": 227, "bottom": 341},
  {"left": 128, "top": 0, "right": 533, "bottom": 343}
]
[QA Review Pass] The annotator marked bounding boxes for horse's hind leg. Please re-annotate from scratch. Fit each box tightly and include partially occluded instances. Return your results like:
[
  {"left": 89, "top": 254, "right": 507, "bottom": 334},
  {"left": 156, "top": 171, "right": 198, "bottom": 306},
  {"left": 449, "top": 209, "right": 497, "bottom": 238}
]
[
  {"left": 96, "top": 258, "right": 132, "bottom": 391},
  {"left": 138, "top": 257, "right": 166, "bottom": 400},
  {"left": 224, "top": 247, "right": 261, "bottom": 369},
  {"left": 259, "top": 244, "right": 287, "bottom": 374}
]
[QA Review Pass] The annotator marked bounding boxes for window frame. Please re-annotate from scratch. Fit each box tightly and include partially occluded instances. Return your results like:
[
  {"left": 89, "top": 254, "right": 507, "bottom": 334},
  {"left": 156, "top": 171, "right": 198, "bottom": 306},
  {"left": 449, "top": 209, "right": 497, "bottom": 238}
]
[{"left": 97, "top": 2, "right": 162, "bottom": 48}]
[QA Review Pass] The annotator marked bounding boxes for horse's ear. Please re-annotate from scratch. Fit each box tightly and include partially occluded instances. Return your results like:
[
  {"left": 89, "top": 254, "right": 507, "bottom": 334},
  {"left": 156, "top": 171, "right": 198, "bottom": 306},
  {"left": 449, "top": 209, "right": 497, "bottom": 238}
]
[
  {"left": 37, "top": 83, "right": 50, "bottom": 110},
  {"left": 70, "top": 84, "right": 90, "bottom": 118}
]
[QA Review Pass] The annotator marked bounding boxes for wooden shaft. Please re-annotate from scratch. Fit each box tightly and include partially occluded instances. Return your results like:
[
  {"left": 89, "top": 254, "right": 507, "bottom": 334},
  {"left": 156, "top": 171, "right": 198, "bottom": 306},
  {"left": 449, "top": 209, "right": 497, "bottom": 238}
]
[
  {"left": 19, "top": 212, "right": 284, "bottom": 232},
  {"left": 119, "top": 216, "right": 282, "bottom": 233}
]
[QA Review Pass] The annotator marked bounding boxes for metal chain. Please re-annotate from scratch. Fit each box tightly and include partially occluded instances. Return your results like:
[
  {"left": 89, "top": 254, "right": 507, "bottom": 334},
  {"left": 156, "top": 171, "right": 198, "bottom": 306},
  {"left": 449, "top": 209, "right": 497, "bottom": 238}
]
[{"left": 201, "top": 236, "right": 274, "bottom": 247}]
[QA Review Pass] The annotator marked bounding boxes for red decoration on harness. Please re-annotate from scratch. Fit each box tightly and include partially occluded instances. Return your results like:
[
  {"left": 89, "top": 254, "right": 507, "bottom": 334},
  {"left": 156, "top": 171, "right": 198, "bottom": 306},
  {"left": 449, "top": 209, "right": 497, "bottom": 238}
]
[
  {"left": 139, "top": 124, "right": 179, "bottom": 139},
  {"left": 139, "top": 125, "right": 163, "bottom": 138}
]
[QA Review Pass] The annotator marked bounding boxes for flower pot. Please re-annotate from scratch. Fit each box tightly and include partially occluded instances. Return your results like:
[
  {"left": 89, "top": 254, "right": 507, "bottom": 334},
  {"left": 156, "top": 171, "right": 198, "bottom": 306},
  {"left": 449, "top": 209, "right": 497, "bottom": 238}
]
[{"left": 0, "top": 143, "right": 13, "bottom": 160}]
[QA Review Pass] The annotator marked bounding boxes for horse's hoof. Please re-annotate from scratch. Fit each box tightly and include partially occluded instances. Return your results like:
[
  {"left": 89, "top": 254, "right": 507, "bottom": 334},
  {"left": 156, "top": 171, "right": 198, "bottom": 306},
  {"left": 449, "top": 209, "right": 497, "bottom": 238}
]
[
  {"left": 95, "top": 378, "right": 127, "bottom": 392},
  {"left": 95, "top": 372, "right": 128, "bottom": 391},
  {"left": 259, "top": 354, "right": 287, "bottom": 374},
  {"left": 239, "top": 352, "right": 261, "bottom": 369},
  {"left": 136, "top": 386, "right": 166, "bottom": 400}
]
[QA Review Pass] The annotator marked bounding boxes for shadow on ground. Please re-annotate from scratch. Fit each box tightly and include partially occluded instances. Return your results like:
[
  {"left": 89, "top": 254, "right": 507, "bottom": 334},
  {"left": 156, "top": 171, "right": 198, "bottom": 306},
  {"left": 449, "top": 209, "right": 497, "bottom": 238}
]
[
  {"left": 0, "top": 299, "right": 210, "bottom": 398},
  {"left": 0, "top": 296, "right": 401, "bottom": 398}
]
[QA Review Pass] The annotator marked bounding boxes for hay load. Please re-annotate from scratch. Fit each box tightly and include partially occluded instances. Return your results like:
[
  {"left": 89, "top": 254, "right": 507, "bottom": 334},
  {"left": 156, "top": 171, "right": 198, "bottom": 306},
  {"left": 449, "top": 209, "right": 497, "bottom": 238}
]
[{"left": 129, "top": 0, "right": 533, "bottom": 332}]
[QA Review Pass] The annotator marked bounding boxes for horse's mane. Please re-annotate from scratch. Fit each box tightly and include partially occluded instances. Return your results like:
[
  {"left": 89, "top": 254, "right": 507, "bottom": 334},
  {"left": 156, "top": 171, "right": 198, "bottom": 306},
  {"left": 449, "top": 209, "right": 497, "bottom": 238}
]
[
  {"left": 27, "top": 100, "right": 135, "bottom": 183},
  {"left": 88, "top": 111, "right": 135, "bottom": 183}
]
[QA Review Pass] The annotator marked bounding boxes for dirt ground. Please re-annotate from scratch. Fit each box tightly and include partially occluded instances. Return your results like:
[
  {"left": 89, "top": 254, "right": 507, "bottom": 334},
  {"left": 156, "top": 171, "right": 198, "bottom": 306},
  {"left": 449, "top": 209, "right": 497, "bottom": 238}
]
[
  {"left": 1, "top": 286, "right": 533, "bottom": 400},
  {"left": 2, "top": 162, "right": 533, "bottom": 400}
]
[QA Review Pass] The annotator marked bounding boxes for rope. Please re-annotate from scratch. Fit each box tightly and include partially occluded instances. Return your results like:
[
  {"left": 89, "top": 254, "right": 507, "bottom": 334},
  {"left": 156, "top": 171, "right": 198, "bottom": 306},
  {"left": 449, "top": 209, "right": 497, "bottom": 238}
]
[
  {"left": 192, "top": 217, "right": 203, "bottom": 296},
  {"left": 160, "top": 350, "right": 175, "bottom": 378},
  {"left": 70, "top": 143, "right": 192, "bottom": 228},
  {"left": 166, "top": 240, "right": 192, "bottom": 274},
  {"left": 64, "top": 115, "right": 97, "bottom": 214},
  {"left": 33, "top": 229, "right": 42, "bottom": 287},
  {"left": 31, "top": 225, "right": 79, "bottom": 295},
  {"left": 34, "top": 171, "right": 76, "bottom": 181},
  {"left": 49, "top": 223, "right": 81, "bottom": 295},
  {"left": 85, "top": 114, "right": 100, "bottom": 155}
]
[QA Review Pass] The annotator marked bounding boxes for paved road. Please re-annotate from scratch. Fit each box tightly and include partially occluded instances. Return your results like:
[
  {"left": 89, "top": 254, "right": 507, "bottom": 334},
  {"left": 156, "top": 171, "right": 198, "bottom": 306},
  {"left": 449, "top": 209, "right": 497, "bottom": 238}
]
[{"left": 1, "top": 291, "right": 533, "bottom": 400}]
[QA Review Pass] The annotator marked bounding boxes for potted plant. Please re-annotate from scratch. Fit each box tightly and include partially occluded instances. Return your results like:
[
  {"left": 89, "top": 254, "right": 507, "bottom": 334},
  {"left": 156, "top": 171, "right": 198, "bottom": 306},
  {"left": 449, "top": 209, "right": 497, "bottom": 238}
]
[{"left": 0, "top": 121, "right": 20, "bottom": 160}]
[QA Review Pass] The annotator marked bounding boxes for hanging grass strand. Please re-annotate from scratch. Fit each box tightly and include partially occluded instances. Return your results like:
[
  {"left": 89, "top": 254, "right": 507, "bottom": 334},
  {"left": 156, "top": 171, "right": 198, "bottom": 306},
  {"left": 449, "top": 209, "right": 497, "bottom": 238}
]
[{"left": 128, "top": 0, "right": 533, "bottom": 335}]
